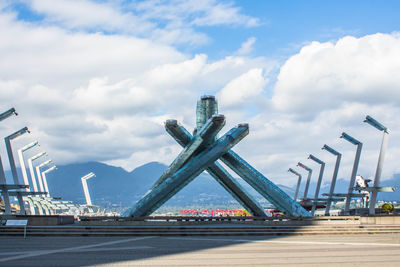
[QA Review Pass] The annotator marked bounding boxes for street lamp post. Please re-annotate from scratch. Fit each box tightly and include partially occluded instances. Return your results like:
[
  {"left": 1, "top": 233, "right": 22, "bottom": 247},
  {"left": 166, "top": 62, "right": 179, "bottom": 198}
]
[
  {"left": 27, "top": 152, "right": 47, "bottom": 192},
  {"left": 81, "top": 172, "right": 96, "bottom": 206},
  {"left": 5, "top": 127, "right": 30, "bottom": 214},
  {"left": 17, "top": 141, "right": 39, "bottom": 192},
  {"left": 35, "top": 160, "right": 53, "bottom": 195},
  {"left": 308, "top": 154, "right": 326, "bottom": 215},
  {"left": 297, "top": 162, "right": 312, "bottom": 199},
  {"left": 41, "top": 166, "right": 57, "bottom": 197},
  {"left": 0, "top": 108, "right": 18, "bottom": 214},
  {"left": 364, "top": 115, "right": 389, "bottom": 215},
  {"left": 322, "top": 144, "right": 342, "bottom": 216},
  {"left": 341, "top": 132, "right": 363, "bottom": 215},
  {"left": 288, "top": 168, "right": 302, "bottom": 201}
]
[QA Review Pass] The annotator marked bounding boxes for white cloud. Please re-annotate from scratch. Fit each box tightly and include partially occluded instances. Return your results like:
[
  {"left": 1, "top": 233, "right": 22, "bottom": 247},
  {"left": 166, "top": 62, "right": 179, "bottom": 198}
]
[
  {"left": 236, "top": 37, "right": 256, "bottom": 55},
  {"left": 1, "top": 1, "right": 400, "bottom": 194},
  {"left": 0, "top": 7, "right": 271, "bottom": 172},
  {"left": 217, "top": 68, "right": 268, "bottom": 108},
  {"left": 272, "top": 33, "right": 400, "bottom": 115},
  {"left": 10, "top": 0, "right": 259, "bottom": 46}
]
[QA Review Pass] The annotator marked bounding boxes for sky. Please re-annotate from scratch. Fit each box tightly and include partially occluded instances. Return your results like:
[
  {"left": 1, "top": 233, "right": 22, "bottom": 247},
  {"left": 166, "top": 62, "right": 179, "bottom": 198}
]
[{"left": 1, "top": 0, "right": 400, "bottom": 189}]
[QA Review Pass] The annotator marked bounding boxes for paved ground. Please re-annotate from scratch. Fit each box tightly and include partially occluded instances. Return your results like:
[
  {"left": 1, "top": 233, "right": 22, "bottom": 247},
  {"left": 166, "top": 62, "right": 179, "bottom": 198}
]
[{"left": 0, "top": 234, "right": 400, "bottom": 266}]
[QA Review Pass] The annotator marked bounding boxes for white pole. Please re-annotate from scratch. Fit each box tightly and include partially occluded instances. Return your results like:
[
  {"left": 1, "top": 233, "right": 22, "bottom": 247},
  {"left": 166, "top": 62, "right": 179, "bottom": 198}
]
[
  {"left": 42, "top": 166, "right": 56, "bottom": 197},
  {"left": 81, "top": 173, "right": 95, "bottom": 206}
]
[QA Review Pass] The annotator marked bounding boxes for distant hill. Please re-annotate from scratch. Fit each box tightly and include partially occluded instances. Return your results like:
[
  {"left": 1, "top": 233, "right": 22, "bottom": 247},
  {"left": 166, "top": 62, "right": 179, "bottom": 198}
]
[{"left": 4, "top": 161, "right": 400, "bottom": 211}]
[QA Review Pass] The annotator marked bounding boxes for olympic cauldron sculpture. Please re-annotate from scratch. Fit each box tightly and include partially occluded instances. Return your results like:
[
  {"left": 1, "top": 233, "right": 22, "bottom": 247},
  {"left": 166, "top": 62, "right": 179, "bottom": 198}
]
[{"left": 124, "top": 96, "right": 311, "bottom": 217}]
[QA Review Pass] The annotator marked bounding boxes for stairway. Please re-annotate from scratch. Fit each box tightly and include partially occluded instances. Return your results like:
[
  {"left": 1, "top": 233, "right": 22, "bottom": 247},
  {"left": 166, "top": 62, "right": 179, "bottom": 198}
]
[{"left": 2, "top": 224, "right": 400, "bottom": 236}]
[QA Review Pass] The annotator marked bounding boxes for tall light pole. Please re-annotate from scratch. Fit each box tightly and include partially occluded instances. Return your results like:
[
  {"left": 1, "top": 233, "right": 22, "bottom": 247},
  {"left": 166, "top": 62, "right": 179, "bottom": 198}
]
[
  {"left": 341, "top": 132, "right": 362, "bottom": 215},
  {"left": 27, "top": 152, "right": 47, "bottom": 192},
  {"left": 35, "top": 160, "right": 52, "bottom": 195},
  {"left": 364, "top": 115, "right": 389, "bottom": 215},
  {"left": 297, "top": 162, "right": 312, "bottom": 200},
  {"left": 308, "top": 154, "right": 325, "bottom": 215},
  {"left": 5, "top": 127, "right": 30, "bottom": 214},
  {"left": 42, "top": 166, "right": 57, "bottom": 197},
  {"left": 17, "top": 141, "right": 39, "bottom": 192},
  {"left": 288, "top": 168, "right": 302, "bottom": 201},
  {"left": 0, "top": 107, "right": 18, "bottom": 214},
  {"left": 322, "top": 144, "right": 342, "bottom": 216},
  {"left": 81, "top": 172, "right": 96, "bottom": 206}
]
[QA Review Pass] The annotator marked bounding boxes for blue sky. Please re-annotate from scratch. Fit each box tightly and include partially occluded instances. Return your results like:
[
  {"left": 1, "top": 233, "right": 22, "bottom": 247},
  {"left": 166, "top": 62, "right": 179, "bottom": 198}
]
[{"left": 1, "top": 0, "right": 400, "bottom": 188}]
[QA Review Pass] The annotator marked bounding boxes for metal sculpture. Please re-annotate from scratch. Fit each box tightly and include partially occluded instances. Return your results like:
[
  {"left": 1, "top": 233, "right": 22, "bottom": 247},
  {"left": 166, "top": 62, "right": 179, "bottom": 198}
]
[{"left": 124, "top": 96, "right": 311, "bottom": 217}]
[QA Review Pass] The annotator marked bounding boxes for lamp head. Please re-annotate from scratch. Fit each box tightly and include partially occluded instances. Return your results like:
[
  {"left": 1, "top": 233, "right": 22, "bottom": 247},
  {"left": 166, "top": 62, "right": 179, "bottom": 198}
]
[
  {"left": 7, "top": 127, "right": 30, "bottom": 140},
  {"left": 340, "top": 132, "right": 361, "bottom": 145},
  {"left": 0, "top": 107, "right": 17, "bottom": 121},
  {"left": 364, "top": 115, "right": 388, "bottom": 132},
  {"left": 322, "top": 144, "right": 341, "bottom": 156},
  {"left": 297, "top": 162, "right": 311, "bottom": 172},
  {"left": 308, "top": 154, "right": 324, "bottom": 165}
]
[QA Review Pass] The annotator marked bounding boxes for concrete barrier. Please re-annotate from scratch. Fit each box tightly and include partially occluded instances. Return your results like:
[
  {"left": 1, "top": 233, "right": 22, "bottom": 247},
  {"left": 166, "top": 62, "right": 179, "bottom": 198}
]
[{"left": 360, "top": 214, "right": 400, "bottom": 225}]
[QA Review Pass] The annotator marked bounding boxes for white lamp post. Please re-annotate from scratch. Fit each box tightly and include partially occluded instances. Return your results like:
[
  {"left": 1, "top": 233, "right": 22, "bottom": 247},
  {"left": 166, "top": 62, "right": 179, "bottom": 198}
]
[
  {"left": 27, "top": 152, "right": 47, "bottom": 192},
  {"left": 41, "top": 166, "right": 57, "bottom": 197},
  {"left": 17, "top": 141, "right": 39, "bottom": 192},
  {"left": 0, "top": 108, "right": 18, "bottom": 214},
  {"left": 81, "top": 172, "right": 96, "bottom": 206},
  {"left": 364, "top": 115, "right": 389, "bottom": 215}
]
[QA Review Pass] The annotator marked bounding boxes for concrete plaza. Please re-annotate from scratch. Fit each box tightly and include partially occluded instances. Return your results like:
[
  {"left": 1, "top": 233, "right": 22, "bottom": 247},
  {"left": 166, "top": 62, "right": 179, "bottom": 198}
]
[{"left": 0, "top": 234, "right": 400, "bottom": 266}]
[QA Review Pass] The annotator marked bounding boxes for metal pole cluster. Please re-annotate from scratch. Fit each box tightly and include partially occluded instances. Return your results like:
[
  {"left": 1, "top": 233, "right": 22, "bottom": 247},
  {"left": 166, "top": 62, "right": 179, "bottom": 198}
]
[
  {"left": 287, "top": 114, "right": 394, "bottom": 216},
  {"left": 0, "top": 107, "right": 59, "bottom": 215}
]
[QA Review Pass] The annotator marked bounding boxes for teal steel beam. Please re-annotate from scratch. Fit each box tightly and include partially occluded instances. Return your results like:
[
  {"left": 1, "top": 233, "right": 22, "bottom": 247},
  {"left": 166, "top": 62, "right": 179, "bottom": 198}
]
[
  {"left": 221, "top": 151, "right": 311, "bottom": 217},
  {"left": 165, "top": 120, "right": 268, "bottom": 217},
  {"left": 124, "top": 124, "right": 249, "bottom": 217},
  {"left": 196, "top": 96, "right": 310, "bottom": 217},
  {"left": 151, "top": 114, "right": 226, "bottom": 190}
]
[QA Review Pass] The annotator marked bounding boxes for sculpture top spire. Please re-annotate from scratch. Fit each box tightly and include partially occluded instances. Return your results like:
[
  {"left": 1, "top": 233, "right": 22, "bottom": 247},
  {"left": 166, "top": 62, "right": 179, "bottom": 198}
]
[{"left": 196, "top": 95, "right": 218, "bottom": 131}]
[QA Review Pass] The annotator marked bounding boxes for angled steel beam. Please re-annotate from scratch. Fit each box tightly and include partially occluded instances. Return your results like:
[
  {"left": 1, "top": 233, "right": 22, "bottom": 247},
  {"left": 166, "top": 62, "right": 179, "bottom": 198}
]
[
  {"left": 165, "top": 120, "right": 268, "bottom": 217},
  {"left": 288, "top": 168, "right": 302, "bottom": 201},
  {"left": 5, "top": 127, "right": 30, "bottom": 214},
  {"left": 341, "top": 132, "right": 363, "bottom": 214},
  {"left": 297, "top": 162, "right": 312, "bottom": 199},
  {"left": 308, "top": 154, "right": 325, "bottom": 215},
  {"left": 124, "top": 124, "right": 249, "bottom": 217},
  {"left": 364, "top": 115, "right": 389, "bottom": 215},
  {"left": 221, "top": 152, "right": 311, "bottom": 217},
  {"left": 322, "top": 144, "right": 342, "bottom": 215},
  {"left": 196, "top": 95, "right": 310, "bottom": 217},
  {"left": 151, "top": 114, "right": 226, "bottom": 190}
]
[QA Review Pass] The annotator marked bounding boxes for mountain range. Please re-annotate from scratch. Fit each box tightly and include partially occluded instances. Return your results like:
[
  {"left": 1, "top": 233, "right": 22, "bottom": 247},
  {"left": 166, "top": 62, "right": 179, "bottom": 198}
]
[{"left": 4, "top": 161, "right": 400, "bottom": 211}]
